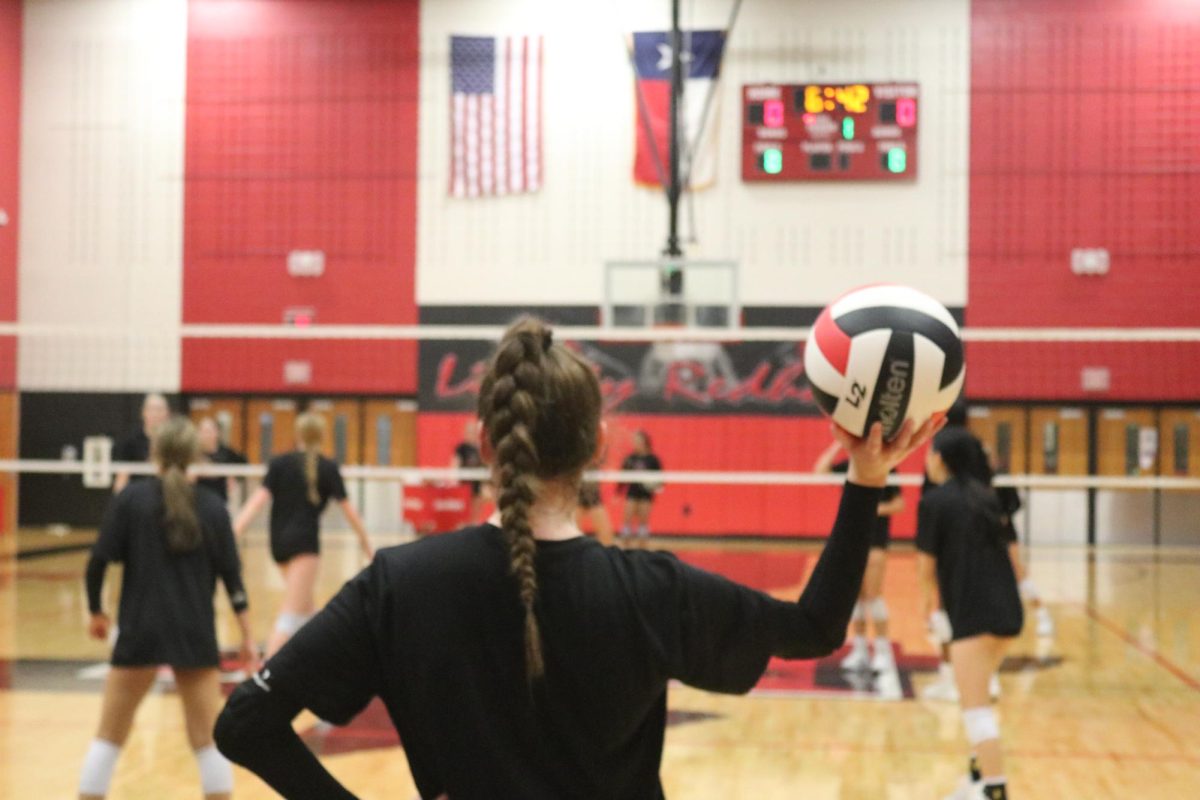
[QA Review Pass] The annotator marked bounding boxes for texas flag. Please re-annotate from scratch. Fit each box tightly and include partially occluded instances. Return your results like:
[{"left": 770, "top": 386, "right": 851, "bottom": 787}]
[{"left": 632, "top": 30, "right": 726, "bottom": 188}]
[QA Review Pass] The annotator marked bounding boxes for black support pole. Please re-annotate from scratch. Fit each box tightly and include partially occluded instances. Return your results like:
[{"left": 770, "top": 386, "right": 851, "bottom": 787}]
[{"left": 665, "top": 0, "right": 683, "bottom": 258}]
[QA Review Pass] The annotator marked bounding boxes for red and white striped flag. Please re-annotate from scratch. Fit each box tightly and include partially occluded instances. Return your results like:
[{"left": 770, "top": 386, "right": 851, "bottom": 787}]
[{"left": 450, "top": 35, "right": 543, "bottom": 198}]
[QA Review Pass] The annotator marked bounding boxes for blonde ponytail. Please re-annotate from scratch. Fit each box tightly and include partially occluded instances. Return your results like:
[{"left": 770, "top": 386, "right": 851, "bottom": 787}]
[{"left": 295, "top": 413, "right": 326, "bottom": 506}]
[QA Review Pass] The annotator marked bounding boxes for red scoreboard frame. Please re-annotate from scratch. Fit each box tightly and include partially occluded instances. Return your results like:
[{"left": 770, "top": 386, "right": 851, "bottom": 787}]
[{"left": 741, "top": 83, "right": 919, "bottom": 182}]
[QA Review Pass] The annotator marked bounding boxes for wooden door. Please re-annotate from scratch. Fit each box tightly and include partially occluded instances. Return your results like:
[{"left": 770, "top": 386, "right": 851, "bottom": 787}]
[
  {"left": 1159, "top": 408, "right": 1200, "bottom": 477},
  {"left": 307, "top": 399, "right": 362, "bottom": 465},
  {"left": 187, "top": 397, "right": 246, "bottom": 452},
  {"left": 0, "top": 393, "right": 16, "bottom": 539},
  {"left": 246, "top": 398, "right": 298, "bottom": 464},
  {"left": 1097, "top": 407, "right": 1158, "bottom": 477},
  {"left": 967, "top": 405, "right": 1028, "bottom": 475},
  {"left": 362, "top": 400, "right": 417, "bottom": 466},
  {"left": 1029, "top": 407, "right": 1088, "bottom": 475}
]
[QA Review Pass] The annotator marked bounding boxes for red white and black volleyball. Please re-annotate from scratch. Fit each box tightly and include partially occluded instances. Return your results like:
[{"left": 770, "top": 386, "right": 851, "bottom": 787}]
[{"left": 803, "top": 284, "right": 965, "bottom": 440}]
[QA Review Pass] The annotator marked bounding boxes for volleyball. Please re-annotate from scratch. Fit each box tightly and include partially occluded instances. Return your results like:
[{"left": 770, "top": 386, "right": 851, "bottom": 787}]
[{"left": 803, "top": 284, "right": 965, "bottom": 439}]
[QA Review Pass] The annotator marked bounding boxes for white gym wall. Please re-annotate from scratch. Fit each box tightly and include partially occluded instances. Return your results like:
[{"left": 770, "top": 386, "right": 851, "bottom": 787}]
[
  {"left": 18, "top": 0, "right": 186, "bottom": 391},
  {"left": 416, "top": 0, "right": 969, "bottom": 308}
]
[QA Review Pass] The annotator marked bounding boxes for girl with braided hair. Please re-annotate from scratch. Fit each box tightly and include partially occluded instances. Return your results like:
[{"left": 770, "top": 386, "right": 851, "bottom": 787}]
[
  {"left": 234, "top": 412, "right": 373, "bottom": 657},
  {"left": 216, "top": 317, "right": 942, "bottom": 799}
]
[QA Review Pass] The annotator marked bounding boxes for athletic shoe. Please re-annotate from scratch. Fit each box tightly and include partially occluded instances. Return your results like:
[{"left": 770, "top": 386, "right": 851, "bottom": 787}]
[
  {"left": 841, "top": 644, "right": 870, "bottom": 671},
  {"left": 1036, "top": 606, "right": 1055, "bottom": 637},
  {"left": 989, "top": 673, "right": 1002, "bottom": 700},
  {"left": 870, "top": 643, "right": 895, "bottom": 672},
  {"left": 922, "top": 674, "right": 960, "bottom": 702},
  {"left": 943, "top": 777, "right": 983, "bottom": 800}
]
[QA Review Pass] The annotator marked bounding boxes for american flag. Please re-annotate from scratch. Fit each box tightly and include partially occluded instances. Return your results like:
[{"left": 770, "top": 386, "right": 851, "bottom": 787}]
[{"left": 450, "top": 35, "right": 543, "bottom": 198}]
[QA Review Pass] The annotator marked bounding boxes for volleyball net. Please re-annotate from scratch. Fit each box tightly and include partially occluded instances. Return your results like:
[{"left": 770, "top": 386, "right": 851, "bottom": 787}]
[{"left": 2, "top": 322, "right": 1199, "bottom": 547}]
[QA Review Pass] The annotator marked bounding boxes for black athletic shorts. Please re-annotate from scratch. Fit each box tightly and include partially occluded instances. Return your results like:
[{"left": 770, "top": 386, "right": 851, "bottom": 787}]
[{"left": 271, "top": 530, "right": 320, "bottom": 565}]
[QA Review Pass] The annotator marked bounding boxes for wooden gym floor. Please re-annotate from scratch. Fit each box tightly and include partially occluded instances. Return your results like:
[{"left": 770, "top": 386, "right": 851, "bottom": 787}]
[{"left": 2, "top": 529, "right": 1198, "bottom": 799}]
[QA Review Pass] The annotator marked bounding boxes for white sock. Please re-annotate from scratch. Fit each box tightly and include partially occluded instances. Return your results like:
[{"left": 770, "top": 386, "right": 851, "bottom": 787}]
[
  {"left": 195, "top": 744, "right": 234, "bottom": 794},
  {"left": 851, "top": 635, "right": 868, "bottom": 652},
  {"left": 79, "top": 739, "right": 121, "bottom": 796},
  {"left": 938, "top": 661, "right": 955, "bottom": 681},
  {"left": 874, "top": 637, "right": 891, "bottom": 653}
]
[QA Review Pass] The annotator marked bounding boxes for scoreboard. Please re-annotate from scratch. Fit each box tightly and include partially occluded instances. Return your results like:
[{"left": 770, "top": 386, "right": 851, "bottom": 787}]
[{"left": 741, "top": 83, "right": 919, "bottom": 181}]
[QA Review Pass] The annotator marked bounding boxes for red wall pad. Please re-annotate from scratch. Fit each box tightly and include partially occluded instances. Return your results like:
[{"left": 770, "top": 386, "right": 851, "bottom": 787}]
[
  {"left": 968, "top": 0, "right": 1200, "bottom": 399},
  {"left": 0, "top": 0, "right": 19, "bottom": 389},
  {"left": 966, "top": 340, "right": 1200, "bottom": 403},
  {"left": 183, "top": 1, "right": 419, "bottom": 393}
]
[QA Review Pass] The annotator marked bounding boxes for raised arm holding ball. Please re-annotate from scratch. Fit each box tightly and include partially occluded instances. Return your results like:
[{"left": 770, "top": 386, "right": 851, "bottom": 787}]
[{"left": 215, "top": 316, "right": 943, "bottom": 800}]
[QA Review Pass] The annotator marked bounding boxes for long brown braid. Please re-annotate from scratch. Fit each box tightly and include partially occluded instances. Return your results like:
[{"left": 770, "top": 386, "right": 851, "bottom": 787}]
[{"left": 477, "top": 317, "right": 602, "bottom": 681}]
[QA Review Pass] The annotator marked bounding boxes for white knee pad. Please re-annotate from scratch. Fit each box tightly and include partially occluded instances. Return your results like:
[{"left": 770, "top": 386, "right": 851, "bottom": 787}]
[
  {"left": 849, "top": 601, "right": 865, "bottom": 622},
  {"left": 195, "top": 744, "right": 234, "bottom": 794},
  {"left": 962, "top": 706, "right": 1001, "bottom": 746},
  {"left": 79, "top": 739, "right": 121, "bottom": 796},
  {"left": 274, "top": 611, "right": 312, "bottom": 636},
  {"left": 1019, "top": 578, "right": 1039, "bottom": 602},
  {"left": 868, "top": 597, "right": 889, "bottom": 623},
  {"left": 929, "top": 609, "right": 954, "bottom": 645}
]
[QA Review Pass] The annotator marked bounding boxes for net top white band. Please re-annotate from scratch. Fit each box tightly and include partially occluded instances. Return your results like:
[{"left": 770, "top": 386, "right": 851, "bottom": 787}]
[{"left": 4, "top": 460, "right": 1198, "bottom": 491}]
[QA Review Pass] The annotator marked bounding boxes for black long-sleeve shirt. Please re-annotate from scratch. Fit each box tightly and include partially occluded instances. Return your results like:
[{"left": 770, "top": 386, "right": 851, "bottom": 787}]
[
  {"left": 216, "top": 482, "right": 882, "bottom": 799},
  {"left": 86, "top": 480, "right": 248, "bottom": 667}
]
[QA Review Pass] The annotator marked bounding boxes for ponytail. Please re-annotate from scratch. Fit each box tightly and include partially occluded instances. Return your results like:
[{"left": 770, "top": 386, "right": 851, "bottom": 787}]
[
  {"left": 295, "top": 413, "right": 326, "bottom": 506},
  {"left": 154, "top": 417, "right": 202, "bottom": 553},
  {"left": 478, "top": 317, "right": 602, "bottom": 682}
]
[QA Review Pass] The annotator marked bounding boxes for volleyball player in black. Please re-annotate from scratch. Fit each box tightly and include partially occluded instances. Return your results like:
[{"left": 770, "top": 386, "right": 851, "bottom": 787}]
[
  {"left": 196, "top": 416, "right": 247, "bottom": 503},
  {"left": 234, "top": 412, "right": 373, "bottom": 658},
  {"left": 215, "top": 317, "right": 943, "bottom": 799},
  {"left": 918, "top": 427, "right": 1023, "bottom": 800},
  {"left": 814, "top": 441, "right": 905, "bottom": 671},
  {"left": 80, "top": 417, "right": 256, "bottom": 800},
  {"left": 618, "top": 430, "right": 662, "bottom": 543},
  {"left": 576, "top": 478, "right": 614, "bottom": 544},
  {"left": 993, "top": 463, "right": 1054, "bottom": 638},
  {"left": 112, "top": 393, "right": 170, "bottom": 493},
  {"left": 451, "top": 421, "right": 490, "bottom": 522}
]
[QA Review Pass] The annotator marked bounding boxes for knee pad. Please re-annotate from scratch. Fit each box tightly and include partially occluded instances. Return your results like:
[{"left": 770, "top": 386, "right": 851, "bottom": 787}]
[
  {"left": 274, "top": 611, "right": 312, "bottom": 636},
  {"left": 929, "top": 609, "right": 954, "bottom": 645},
  {"left": 868, "top": 597, "right": 889, "bottom": 622},
  {"left": 1019, "top": 578, "right": 1039, "bottom": 602},
  {"left": 195, "top": 744, "right": 234, "bottom": 794},
  {"left": 79, "top": 739, "right": 121, "bottom": 796},
  {"left": 962, "top": 706, "right": 1000, "bottom": 746},
  {"left": 849, "top": 601, "right": 865, "bottom": 623}
]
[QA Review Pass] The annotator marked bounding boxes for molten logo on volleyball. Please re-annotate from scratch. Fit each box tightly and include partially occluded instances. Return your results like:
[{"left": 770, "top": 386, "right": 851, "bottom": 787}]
[{"left": 803, "top": 285, "right": 965, "bottom": 439}]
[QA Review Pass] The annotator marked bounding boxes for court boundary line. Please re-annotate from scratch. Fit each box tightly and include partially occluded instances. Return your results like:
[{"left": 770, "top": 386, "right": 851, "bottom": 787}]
[{"left": 1084, "top": 604, "right": 1200, "bottom": 692}]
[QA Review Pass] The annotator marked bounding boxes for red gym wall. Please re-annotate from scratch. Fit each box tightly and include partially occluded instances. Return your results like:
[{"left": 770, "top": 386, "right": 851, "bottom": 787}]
[
  {"left": 182, "top": 0, "right": 420, "bottom": 394},
  {"left": 966, "top": 0, "right": 1200, "bottom": 401},
  {"left": 0, "top": 0, "right": 19, "bottom": 390},
  {"left": 419, "top": 412, "right": 924, "bottom": 539}
]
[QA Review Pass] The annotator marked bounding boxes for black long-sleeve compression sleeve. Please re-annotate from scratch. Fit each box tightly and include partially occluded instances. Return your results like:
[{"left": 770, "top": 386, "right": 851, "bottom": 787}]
[
  {"left": 214, "top": 678, "right": 359, "bottom": 800},
  {"left": 215, "top": 515, "right": 249, "bottom": 613},
  {"left": 663, "top": 481, "right": 882, "bottom": 693},
  {"left": 761, "top": 482, "right": 881, "bottom": 659},
  {"left": 85, "top": 556, "right": 107, "bottom": 615}
]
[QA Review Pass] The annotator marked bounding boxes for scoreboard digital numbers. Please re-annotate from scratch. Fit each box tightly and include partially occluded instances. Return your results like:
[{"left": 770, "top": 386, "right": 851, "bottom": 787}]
[{"left": 741, "top": 83, "right": 919, "bottom": 182}]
